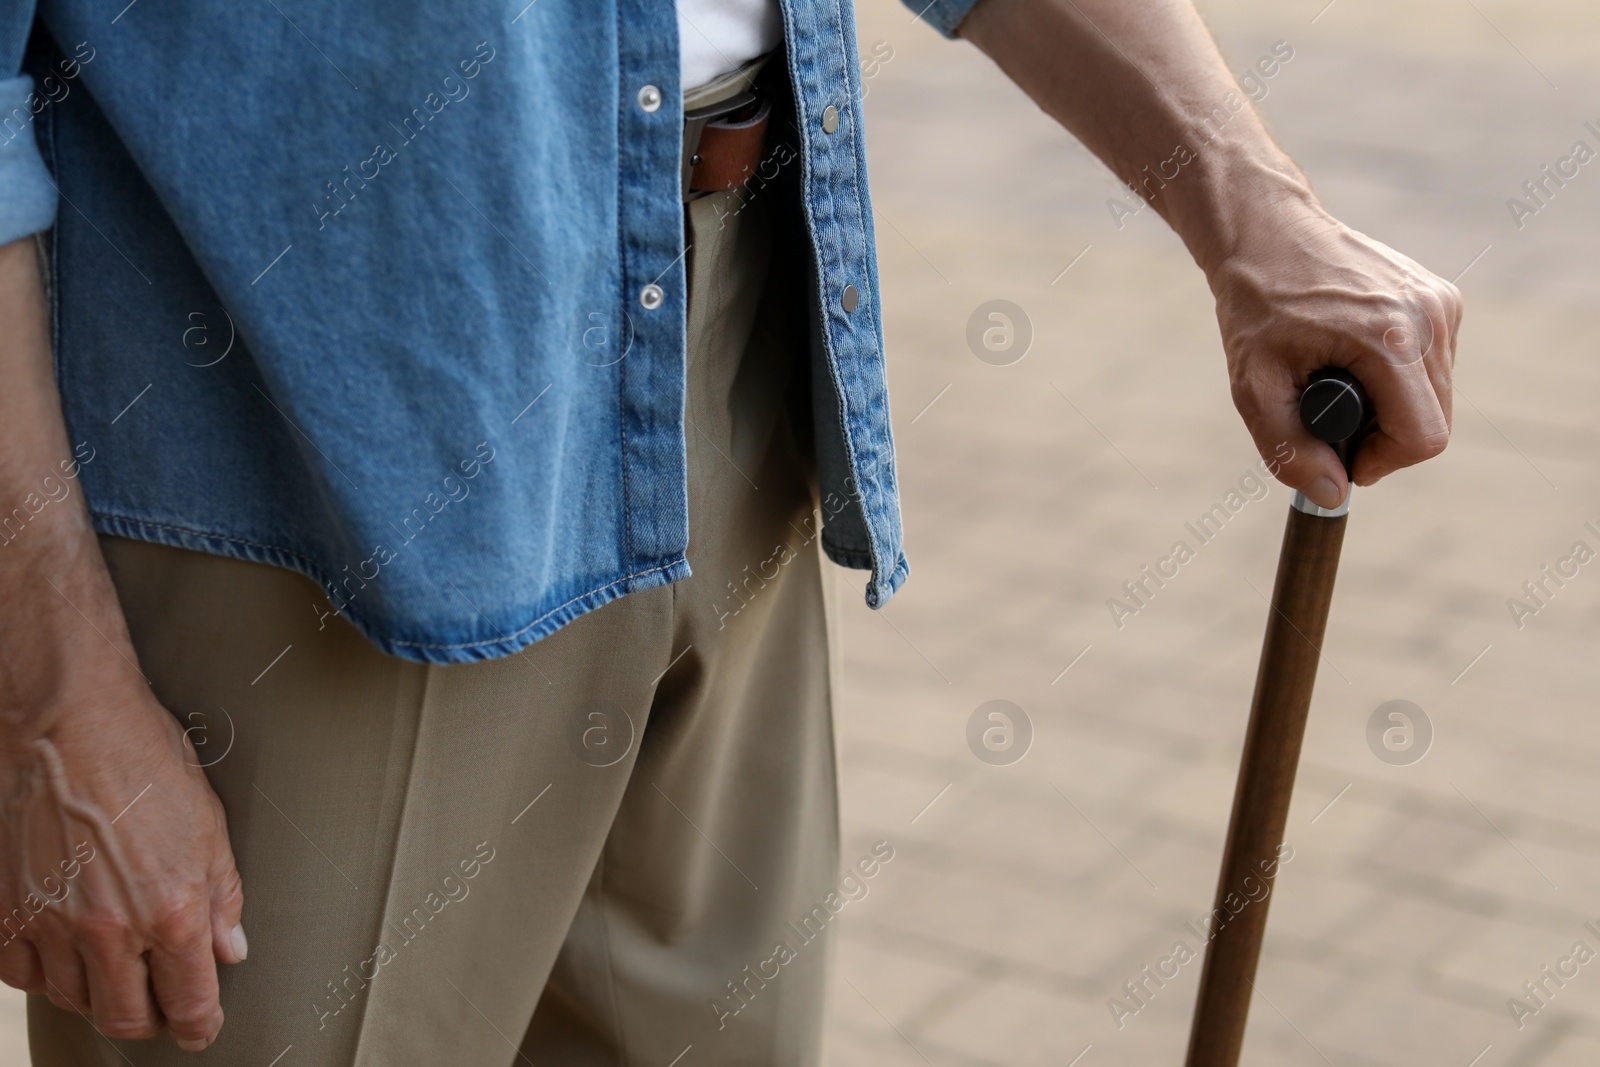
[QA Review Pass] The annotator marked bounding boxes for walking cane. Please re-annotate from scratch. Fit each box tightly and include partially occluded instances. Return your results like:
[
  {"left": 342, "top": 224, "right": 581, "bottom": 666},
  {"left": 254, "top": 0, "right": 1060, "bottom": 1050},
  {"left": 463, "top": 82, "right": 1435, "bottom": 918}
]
[{"left": 1183, "top": 368, "right": 1370, "bottom": 1067}]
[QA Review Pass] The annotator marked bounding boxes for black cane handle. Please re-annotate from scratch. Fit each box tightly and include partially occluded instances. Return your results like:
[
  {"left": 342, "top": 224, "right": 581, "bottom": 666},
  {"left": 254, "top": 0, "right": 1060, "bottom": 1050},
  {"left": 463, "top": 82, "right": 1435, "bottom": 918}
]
[{"left": 1298, "top": 368, "right": 1370, "bottom": 478}]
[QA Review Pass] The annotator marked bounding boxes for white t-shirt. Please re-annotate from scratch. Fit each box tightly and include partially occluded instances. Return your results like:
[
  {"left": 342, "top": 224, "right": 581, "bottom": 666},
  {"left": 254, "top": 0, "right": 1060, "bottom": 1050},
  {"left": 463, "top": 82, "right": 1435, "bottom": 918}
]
[{"left": 677, "top": 0, "right": 783, "bottom": 91}]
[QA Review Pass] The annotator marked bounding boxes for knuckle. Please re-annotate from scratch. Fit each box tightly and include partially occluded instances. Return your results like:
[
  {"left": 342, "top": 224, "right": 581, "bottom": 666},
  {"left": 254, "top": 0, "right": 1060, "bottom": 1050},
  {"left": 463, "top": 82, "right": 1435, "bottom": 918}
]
[
  {"left": 1423, "top": 283, "right": 1462, "bottom": 338},
  {"left": 1413, "top": 430, "right": 1450, "bottom": 461},
  {"left": 1227, "top": 371, "right": 1275, "bottom": 425},
  {"left": 75, "top": 910, "right": 137, "bottom": 954},
  {"left": 149, "top": 892, "right": 208, "bottom": 946},
  {"left": 1434, "top": 273, "right": 1462, "bottom": 305},
  {"left": 97, "top": 1014, "right": 161, "bottom": 1041},
  {"left": 213, "top": 865, "right": 244, "bottom": 913},
  {"left": 163, "top": 998, "right": 220, "bottom": 1036},
  {"left": 1373, "top": 311, "right": 1426, "bottom": 361},
  {"left": 1413, "top": 284, "right": 1444, "bottom": 317}
]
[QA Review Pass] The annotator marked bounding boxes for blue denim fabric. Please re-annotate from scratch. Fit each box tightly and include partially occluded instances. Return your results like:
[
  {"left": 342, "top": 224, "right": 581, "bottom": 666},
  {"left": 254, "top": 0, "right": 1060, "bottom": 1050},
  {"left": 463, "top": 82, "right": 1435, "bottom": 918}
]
[
  {"left": 903, "top": 0, "right": 985, "bottom": 38},
  {"left": 0, "top": 0, "right": 947, "bottom": 663}
]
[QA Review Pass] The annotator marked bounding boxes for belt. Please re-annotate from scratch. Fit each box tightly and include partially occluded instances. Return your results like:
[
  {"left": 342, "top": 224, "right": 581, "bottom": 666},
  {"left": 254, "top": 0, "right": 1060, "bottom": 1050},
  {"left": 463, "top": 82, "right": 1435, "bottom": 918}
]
[{"left": 682, "top": 89, "right": 772, "bottom": 202}]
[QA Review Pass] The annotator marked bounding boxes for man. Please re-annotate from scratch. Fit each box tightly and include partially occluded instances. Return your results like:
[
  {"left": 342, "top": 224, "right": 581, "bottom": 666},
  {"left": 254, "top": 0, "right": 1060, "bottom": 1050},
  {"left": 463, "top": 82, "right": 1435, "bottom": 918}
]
[{"left": 0, "top": 0, "right": 1459, "bottom": 1063}]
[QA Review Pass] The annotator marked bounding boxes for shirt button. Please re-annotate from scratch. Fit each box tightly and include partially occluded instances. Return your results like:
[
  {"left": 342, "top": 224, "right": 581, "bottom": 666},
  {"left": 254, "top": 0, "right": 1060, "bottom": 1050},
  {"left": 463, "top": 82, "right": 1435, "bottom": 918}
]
[
  {"left": 821, "top": 105, "right": 840, "bottom": 134},
  {"left": 637, "top": 85, "right": 662, "bottom": 113},
  {"left": 639, "top": 283, "right": 665, "bottom": 310},
  {"left": 841, "top": 284, "right": 860, "bottom": 312}
]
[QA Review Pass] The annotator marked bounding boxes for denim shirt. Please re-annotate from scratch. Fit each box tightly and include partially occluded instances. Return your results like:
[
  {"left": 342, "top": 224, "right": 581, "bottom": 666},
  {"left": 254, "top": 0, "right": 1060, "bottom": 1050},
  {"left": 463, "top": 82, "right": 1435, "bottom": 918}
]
[{"left": 0, "top": 0, "right": 978, "bottom": 663}]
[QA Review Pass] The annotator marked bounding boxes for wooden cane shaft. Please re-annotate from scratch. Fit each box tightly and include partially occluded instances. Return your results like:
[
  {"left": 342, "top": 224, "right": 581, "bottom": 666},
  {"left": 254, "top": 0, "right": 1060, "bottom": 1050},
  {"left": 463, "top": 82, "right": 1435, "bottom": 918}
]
[{"left": 1183, "top": 505, "right": 1347, "bottom": 1067}]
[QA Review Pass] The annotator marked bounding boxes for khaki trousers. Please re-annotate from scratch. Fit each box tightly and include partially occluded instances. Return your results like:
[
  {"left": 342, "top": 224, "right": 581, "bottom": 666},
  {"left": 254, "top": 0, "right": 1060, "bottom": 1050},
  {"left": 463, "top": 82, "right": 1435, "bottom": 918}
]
[{"left": 29, "top": 64, "right": 841, "bottom": 1067}]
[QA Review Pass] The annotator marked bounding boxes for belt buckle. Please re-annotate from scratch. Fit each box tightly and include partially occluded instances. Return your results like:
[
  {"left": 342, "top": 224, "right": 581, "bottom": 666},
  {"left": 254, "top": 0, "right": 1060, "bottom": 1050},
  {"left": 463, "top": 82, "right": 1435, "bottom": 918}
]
[{"left": 682, "top": 90, "right": 760, "bottom": 201}]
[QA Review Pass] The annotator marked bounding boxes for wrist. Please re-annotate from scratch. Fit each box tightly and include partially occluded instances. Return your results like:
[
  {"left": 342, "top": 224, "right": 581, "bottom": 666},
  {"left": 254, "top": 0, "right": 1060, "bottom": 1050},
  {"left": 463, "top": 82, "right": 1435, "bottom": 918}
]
[
  {"left": 0, "top": 524, "right": 146, "bottom": 740},
  {"left": 1165, "top": 138, "right": 1324, "bottom": 280},
  {"left": 0, "top": 653, "right": 153, "bottom": 748}
]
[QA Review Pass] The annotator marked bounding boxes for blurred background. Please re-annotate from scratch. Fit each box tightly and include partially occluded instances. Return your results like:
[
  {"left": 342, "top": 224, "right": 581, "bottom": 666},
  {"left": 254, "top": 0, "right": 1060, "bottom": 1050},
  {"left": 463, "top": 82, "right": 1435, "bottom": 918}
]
[
  {"left": 7, "top": 0, "right": 1600, "bottom": 1063},
  {"left": 818, "top": 0, "right": 1600, "bottom": 1063}
]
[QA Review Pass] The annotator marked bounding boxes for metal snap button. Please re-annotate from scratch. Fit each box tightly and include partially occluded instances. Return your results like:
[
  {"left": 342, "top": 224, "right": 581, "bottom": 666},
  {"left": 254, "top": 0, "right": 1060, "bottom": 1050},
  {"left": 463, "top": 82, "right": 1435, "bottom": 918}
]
[
  {"left": 841, "top": 284, "right": 860, "bottom": 312},
  {"left": 637, "top": 85, "right": 662, "bottom": 113},
  {"left": 639, "top": 283, "right": 665, "bottom": 310},
  {"left": 821, "top": 105, "right": 840, "bottom": 134}
]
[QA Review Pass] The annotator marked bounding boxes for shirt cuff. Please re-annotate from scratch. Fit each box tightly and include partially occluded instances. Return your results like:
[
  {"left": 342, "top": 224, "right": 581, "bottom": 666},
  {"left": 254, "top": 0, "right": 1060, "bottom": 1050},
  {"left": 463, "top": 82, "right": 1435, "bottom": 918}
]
[
  {"left": 902, "top": 0, "right": 985, "bottom": 38},
  {"left": 0, "top": 75, "right": 59, "bottom": 247}
]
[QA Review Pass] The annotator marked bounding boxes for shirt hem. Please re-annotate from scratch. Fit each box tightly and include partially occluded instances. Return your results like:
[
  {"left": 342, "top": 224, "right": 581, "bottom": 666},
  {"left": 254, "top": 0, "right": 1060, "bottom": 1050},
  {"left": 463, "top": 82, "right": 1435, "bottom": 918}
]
[
  {"left": 822, "top": 539, "right": 909, "bottom": 608},
  {"left": 90, "top": 512, "right": 692, "bottom": 665}
]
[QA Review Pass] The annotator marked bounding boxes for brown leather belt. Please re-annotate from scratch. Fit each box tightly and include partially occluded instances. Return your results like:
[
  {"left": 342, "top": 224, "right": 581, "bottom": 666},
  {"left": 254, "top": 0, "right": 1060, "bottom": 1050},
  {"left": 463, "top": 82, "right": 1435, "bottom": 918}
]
[{"left": 682, "top": 90, "right": 772, "bottom": 202}]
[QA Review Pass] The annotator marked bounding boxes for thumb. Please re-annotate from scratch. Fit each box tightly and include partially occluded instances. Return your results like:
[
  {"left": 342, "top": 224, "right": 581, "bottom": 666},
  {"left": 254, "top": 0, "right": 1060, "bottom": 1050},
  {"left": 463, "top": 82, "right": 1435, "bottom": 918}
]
[
  {"left": 209, "top": 853, "right": 247, "bottom": 965},
  {"left": 1233, "top": 373, "right": 1348, "bottom": 510}
]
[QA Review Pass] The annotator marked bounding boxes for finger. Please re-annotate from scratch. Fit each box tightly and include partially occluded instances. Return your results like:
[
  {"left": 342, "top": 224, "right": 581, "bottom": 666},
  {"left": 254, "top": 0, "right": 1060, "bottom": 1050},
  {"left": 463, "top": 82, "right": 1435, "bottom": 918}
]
[
  {"left": 1413, "top": 286, "right": 1455, "bottom": 431},
  {"left": 1438, "top": 278, "right": 1462, "bottom": 382},
  {"left": 83, "top": 943, "right": 162, "bottom": 1041},
  {"left": 37, "top": 941, "right": 92, "bottom": 1016},
  {"left": 1346, "top": 333, "right": 1448, "bottom": 487},
  {"left": 1430, "top": 274, "right": 1464, "bottom": 371},
  {"left": 0, "top": 936, "right": 46, "bottom": 993},
  {"left": 1231, "top": 361, "right": 1347, "bottom": 509},
  {"left": 147, "top": 898, "right": 223, "bottom": 1051},
  {"left": 208, "top": 853, "right": 246, "bottom": 966}
]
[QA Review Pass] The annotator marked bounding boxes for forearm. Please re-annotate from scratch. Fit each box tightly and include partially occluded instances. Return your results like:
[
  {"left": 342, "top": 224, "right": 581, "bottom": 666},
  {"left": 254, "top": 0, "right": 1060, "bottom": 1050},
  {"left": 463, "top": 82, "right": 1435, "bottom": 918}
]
[
  {"left": 958, "top": 0, "right": 1317, "bottom": 276},
  {"left": 0, "top": 235, "right": 135, "bottom": 738}
]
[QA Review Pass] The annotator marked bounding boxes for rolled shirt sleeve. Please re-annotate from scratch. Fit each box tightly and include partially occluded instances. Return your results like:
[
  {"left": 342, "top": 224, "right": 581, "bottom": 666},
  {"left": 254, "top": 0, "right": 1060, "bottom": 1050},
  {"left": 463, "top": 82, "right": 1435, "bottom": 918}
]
[
  {"left": 0, "top": 1, "right": 57, "bottom": 246},
  {"left": 901, "top": 0, "right": 985, "bottom": 38}
]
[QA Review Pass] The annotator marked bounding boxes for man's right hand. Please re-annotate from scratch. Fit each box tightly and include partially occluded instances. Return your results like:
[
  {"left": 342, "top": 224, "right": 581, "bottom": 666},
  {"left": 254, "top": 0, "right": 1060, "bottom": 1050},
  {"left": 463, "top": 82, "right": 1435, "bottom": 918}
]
[{"left": 0, "top": 234, "right": 246, "bottom": 1052}]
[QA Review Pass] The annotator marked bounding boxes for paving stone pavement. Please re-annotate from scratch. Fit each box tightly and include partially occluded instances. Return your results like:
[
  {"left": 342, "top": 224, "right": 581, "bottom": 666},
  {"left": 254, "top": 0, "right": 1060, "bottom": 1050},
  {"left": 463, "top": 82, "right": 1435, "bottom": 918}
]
[
  {"left": 3, "top": 1, "right": 1599, "bottom": 1063},
  {"left": 822, "top": 1, "right": 1600, "bottom": 1065}
]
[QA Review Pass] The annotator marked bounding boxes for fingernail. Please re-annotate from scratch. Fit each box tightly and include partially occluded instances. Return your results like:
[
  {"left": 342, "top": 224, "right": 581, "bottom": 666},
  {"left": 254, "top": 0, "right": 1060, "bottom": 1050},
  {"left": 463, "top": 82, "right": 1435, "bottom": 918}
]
[
  {"left": 1307, "top": 476, "right": 1342, "bottom": 509},
  {"left": 177, "top": 1037, "right": 210, "bottom": 1052},
  {"left": 230, "top": 923, "right": 248, "bottom": 961}
]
